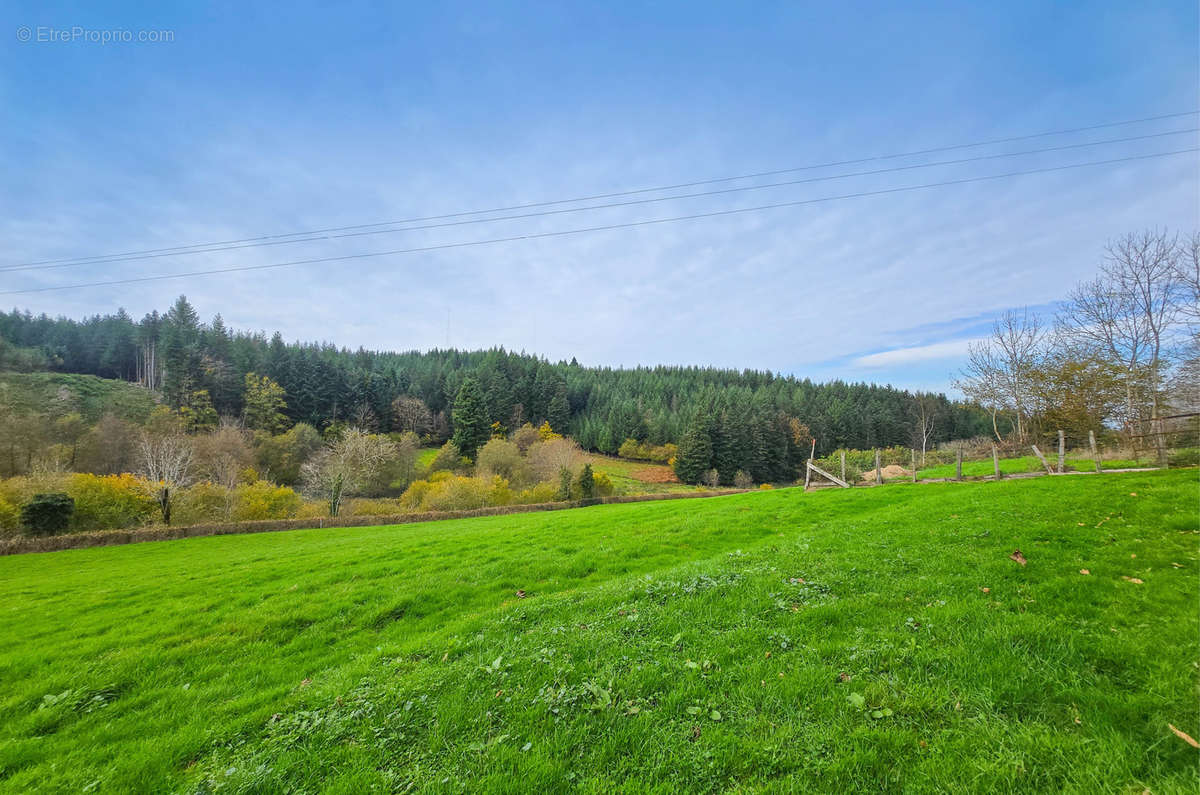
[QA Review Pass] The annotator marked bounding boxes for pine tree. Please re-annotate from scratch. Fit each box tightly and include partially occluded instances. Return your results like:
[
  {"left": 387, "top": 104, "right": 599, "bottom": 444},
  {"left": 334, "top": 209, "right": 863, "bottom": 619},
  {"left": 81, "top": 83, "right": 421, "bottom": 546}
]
[
  {"left": 576, "top": 463, "right": 595, "bottom": 499},
  {"left": 547, "top": 381, "right": 570, "bottom": 433},
  {"left": 451, "top": 377, "right": 490, "bottom": 460},
  {"left": 673, "top": 419, "right": 713, "bottom": 484},
  {"left": 161, "top": 296, "right": 202, "bottom": 408}
]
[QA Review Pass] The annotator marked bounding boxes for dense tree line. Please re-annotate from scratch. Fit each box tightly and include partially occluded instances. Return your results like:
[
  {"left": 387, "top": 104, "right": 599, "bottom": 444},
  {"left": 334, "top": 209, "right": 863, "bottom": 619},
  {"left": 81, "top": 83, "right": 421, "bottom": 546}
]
[{"left": 0, "top": 296, "right": 992, "bottom": 462}]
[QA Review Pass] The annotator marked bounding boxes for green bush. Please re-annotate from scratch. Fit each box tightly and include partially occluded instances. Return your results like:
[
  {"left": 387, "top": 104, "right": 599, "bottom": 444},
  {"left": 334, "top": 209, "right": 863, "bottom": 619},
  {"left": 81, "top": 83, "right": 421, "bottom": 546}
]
[
  {"left": 68, "top": 473, "right": 157, "bottom": 532},
  {"left": 0, "top": 497, "right": 20, "bottom": 536},
  {"left": 1168, "top": 447, "right": 1199, "bottom": 468},
  {"left": 21, "top": 493, "right": 75, "bottom": 536},
  {"left": 232, "top": 482, "right": 302, "bottom": 521}
]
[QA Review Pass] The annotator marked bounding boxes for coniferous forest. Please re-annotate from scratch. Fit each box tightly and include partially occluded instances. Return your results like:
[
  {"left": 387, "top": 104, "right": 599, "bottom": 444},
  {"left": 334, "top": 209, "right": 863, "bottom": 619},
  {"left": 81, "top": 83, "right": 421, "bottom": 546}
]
[{"left": 0, "top": 296, "right": 993, "bottom": 470}]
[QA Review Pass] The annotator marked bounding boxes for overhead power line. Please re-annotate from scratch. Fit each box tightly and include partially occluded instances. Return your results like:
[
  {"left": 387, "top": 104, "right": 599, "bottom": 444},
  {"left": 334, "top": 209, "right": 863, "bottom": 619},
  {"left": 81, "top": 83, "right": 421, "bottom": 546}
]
[
  {"left": 2, "top": 126, "right": 1194, "bottom": 275},
  {"left": 4, "top": 109, "right": 1196, "bottom": 271},
  {"left": 2, "top": 147, "right": 1192, "bottom": 297}
]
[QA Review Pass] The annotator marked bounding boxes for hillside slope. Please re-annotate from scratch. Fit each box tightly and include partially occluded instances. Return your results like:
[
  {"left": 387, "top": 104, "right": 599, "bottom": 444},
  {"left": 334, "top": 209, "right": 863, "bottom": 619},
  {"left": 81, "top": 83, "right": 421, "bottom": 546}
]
[
  {"left": 0, "top": 372, "right": 157, "bottom": 423},
  {"left": 0, "top": 472, "right": 1196, "bottom": 792}
]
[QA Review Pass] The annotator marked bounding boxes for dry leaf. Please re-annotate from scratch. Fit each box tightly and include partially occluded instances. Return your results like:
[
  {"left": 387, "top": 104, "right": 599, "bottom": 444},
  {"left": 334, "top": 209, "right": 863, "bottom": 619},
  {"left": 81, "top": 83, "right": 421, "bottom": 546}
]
[
  {"left": 980, "top": 587, "right": 990, "bottom": 593},
  {"left": 1076, "top": 522, "right": 1085, "bottom": 526},
  {"left": 1079, "top": 569, "right": 1090, "bottom": 575},
  {"left": 1169, "top": 723, "right": 1200, "bottom": 749},
  {"left": 837, "top": 671, "right": 851, "bottom": 682},
  {"left": 1130, "top": 553, "right": 1137, "bottom": 559},
  {"left": 1009, "top": 549, "right": 1027, "bottom": 566},
  {"left": 1120, "top": 576, "right": 1144, "bottom": 584},
  {"left": 690, "top": 725, "right": 702, "bottom": 741},
  {"left": 764, "top": 651, "right": 771, "bottom": 659},
  {"left": 1171, "top": 562, "right": 1183, "bottom": 568},
  {"left": 300, "top": 678, "right": 311, "bottom": 688},
  {"left": 515, "top": 590, "right": 526, "bottom": 599},
  {"left": 1129, "top": 492, "right": 1137, "bottom": 497}
]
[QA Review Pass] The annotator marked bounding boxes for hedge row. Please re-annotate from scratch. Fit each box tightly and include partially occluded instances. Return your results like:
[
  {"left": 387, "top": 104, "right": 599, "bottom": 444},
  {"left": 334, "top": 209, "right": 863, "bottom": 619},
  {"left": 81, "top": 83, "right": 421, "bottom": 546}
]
[{"left": 0, "top": 488, "right": 749, "bottom": 556}]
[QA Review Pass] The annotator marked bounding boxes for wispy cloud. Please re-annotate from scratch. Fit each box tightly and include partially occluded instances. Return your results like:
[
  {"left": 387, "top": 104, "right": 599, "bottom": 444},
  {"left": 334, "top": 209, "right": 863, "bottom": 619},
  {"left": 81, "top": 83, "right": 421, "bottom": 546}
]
[{"left": 852, "top": 338, "right": 983, "bottom": 369}]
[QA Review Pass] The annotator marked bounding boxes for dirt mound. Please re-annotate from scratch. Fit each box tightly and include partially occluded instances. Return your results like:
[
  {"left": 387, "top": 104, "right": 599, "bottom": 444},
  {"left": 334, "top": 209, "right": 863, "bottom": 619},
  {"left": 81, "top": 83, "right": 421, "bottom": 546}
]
[{"left": 860, "top": 464, "right": 910, "bottom": 482}]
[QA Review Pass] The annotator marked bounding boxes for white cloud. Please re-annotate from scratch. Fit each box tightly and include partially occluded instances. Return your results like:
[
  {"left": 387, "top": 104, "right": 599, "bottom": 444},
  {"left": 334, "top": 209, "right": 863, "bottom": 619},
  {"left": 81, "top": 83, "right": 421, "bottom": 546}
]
[{"left": 852, "top": 338, "right": 983, "bottom": 368}]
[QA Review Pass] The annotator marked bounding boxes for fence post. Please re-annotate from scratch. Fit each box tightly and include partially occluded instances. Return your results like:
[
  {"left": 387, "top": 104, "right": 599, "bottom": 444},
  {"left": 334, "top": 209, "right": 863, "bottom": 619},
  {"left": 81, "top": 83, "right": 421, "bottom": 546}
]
[
  {"left": 911, "top": 449, "right": 917, "bottom": 483},
  {"left": 1057, "top": 430, "right": 1065, "bottom": 474},
  {"left": 955, "top": 449, "right": 963, "bottom": 481},
  {"left": 840, "top": 450, "right": 846, "bottom": 483},
  {"left": 875, "top": 449, "right": 882, "bottom": 485},
  {"left": 1089, "top": 430, "right": 1103, "bottom": 474},
  {"left": 1031, "top": 444, "right": 1053, "bottom": 474},
  {"left": 992, "top": 444, "right": 1002, "bottom": 480}
]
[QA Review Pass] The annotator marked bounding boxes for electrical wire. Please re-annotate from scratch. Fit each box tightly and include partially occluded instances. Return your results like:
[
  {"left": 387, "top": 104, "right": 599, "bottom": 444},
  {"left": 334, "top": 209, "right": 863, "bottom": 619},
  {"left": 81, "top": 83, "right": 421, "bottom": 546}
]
[{"left": 3, "top": 146, "right": 1192, "bottom": 296}]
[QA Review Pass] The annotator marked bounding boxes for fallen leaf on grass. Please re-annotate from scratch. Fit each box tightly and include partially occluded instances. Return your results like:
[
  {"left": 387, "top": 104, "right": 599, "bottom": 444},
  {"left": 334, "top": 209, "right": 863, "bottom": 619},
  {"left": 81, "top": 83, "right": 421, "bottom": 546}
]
[
  {"left": 1120, "top": 576, "right": 1144, "bottom": 584},
  {"left": 1077, "top": 522, "right": 1085, "bottom": 526},
  {"left": 837, "top": 672, "right": 851, "bottom": 682},
  {"left": 515, "top": 590, "right": 526, "bottom": 599},
  {"left": 980, "top": 587, "right": 990, "bottom": 593},
  {"left": 1169, "top": 723, "right": 1200, "bottom": 748},
  {"left": 1171, "top": 562, "right": 1183, "bottom": 568},
  {"left": 1079, "top": 569, "right": 1090, "bottom": 575},
  {"left": 1130, "top": 553, "right": 1136, "bottom": 559},
  {"left": 1009, "top": 549, "right": 1027, "bottom": 566},
  {"left": 764, "top": 651, "right": 771, "bottom": 659},
  {"left": 690, "top": 725, "right": 701, "bottom": 741},
  {"left": 1129, "top": 492, "right": 1137, "bottom": 497}
]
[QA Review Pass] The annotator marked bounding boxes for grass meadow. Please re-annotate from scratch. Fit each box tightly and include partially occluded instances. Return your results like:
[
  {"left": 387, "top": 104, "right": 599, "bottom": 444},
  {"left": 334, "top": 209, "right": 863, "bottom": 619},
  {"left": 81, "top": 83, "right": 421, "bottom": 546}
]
[
  {"left": 915, "top": 455, "right": 1155, "bottom": 480},
  {"left": 0, "top": 470, "right": 1196, "bottom": 792}
]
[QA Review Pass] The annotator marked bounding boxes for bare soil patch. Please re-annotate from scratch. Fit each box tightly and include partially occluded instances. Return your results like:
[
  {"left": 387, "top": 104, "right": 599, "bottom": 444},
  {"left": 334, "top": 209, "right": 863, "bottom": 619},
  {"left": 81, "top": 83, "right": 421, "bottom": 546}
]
[{"left": 860, "top": 464, "right": 910, "bottom": 482}]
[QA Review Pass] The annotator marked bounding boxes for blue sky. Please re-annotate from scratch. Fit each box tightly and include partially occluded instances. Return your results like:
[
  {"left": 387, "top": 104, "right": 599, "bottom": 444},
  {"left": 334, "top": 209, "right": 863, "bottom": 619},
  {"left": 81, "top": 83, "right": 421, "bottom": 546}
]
[{"left": 2, "top": 1, "right": 1197, "bottom": 393}]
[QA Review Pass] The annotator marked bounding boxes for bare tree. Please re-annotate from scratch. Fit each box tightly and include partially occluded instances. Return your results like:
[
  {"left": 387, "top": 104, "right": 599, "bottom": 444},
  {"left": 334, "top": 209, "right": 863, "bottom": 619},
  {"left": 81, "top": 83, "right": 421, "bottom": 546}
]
[
  {"left": 301, "top": 428, "right": 398, "bottom": 516},
  {"left": 910, "top": 393, "right": 939, "bottom": 465},
  {"left": 1171, "top": 233, "right": 1200, "bottom": 412},
  {"left": 391, "top": 395, "right": 433, "bottom": 436},
  {"left": 956, "top": 342, "right": 1007, "bottom": 442},
  {"left": 192, "top": 419, "right": 253, "bottom": 516},
  {"left": 138, "top": 430, "right": 194, "bottom": 524},
  {"left": 1059, "top": 230, "right": 1182, "bottom": 462},
  {"left": 955, "top": 309, "right": 1042, "bottom": 443}
]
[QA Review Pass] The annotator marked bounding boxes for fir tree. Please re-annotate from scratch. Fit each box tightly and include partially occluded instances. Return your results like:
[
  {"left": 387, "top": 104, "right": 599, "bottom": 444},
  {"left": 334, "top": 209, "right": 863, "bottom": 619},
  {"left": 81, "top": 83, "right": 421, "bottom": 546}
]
[
  {"left": 576, "top": 463, "right": 595, "bottom": 499},
  {"left": 673, "top": 419, "right": 713, "bottom": 484},
  {"left": 451, "top": 377, "right": 490, "bottom": 460},
  {"left": 547, "top": 381, "right": 570, "bottom": 433}
]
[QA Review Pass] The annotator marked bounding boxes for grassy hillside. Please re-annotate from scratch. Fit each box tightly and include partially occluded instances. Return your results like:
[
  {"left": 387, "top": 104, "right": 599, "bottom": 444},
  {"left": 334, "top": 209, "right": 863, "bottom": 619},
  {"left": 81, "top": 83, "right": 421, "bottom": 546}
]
[
  {"left": 0, "top": 472, "right": 1196, "bottom": 792},
  {"left": 587, "top": 453, "right": 704, "bottom": 494},
  {"left": 0, "top": 372, "right": 157, "bottom": 423}
]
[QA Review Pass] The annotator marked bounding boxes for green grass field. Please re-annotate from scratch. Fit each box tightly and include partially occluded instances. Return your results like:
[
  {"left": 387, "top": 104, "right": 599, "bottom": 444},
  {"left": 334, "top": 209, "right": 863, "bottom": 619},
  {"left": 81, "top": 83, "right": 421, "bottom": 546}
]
[
  {"left": 0, "top": 471, "right": 1196, "bottom": 793},
  {"left": 915, "top": 454, "right": 1154, "bottom": 480},
  {"left": 586, "top": 453, "right": 704, "bottom": 494}
]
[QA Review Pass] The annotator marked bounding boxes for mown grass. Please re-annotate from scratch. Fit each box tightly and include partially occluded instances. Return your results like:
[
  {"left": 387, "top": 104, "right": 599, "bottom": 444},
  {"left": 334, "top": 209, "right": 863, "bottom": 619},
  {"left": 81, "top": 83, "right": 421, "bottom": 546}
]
[
  {"left": 916, "top": 454, "right": 1154, "bottom": 480},
  {"left": 0, "top": 471, "right": 1196, "bottom": 793}
]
